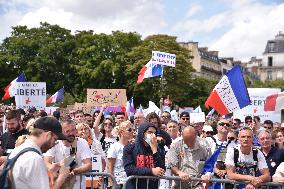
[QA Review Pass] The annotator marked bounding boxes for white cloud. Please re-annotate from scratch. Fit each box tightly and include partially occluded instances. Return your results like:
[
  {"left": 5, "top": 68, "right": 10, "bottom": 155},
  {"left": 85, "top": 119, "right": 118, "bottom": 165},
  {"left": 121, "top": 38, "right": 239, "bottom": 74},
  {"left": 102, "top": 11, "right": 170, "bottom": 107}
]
[
  {"left": 0, "top": 0, "right": 166, "bottom": 40},
  {"left": 186, "top": 4, "right": 202, "bottom": 17},
  {"left": 210, "top": 2, "right": 284, "bottom": 61}
]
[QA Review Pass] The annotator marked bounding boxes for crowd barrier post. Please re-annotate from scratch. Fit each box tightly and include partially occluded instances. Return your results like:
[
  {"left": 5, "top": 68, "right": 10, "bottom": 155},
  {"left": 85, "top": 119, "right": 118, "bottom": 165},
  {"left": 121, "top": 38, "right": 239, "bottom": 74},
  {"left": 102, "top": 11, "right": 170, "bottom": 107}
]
[{"left": 82, "top": 172, "right": 117, "bottom": 189}]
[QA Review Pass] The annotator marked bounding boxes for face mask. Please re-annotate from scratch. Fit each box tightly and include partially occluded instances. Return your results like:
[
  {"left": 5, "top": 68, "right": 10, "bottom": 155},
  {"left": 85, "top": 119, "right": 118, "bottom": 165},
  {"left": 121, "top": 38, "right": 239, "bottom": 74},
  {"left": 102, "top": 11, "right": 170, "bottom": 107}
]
[{"left": 144, "top": 133, "right": 154, "bottom": 145}]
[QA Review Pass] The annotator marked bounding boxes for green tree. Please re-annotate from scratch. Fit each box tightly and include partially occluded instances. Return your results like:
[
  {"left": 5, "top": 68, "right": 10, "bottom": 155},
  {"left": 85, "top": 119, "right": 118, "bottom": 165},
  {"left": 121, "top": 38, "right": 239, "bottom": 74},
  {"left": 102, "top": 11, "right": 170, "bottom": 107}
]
[{"left": 125, "top": 34, "right": 197, "bottom": 106}]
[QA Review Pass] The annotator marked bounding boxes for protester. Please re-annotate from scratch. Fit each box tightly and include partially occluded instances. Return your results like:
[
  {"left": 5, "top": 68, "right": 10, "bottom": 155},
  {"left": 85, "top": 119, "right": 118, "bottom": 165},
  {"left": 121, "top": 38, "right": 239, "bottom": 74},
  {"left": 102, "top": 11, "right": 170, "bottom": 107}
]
[
  {"left": 225, "top": 127, "right": 270, "bottom": 188},
  {"left": 167, "top": 127, "right": 211, "bottom": 189},
  {"left": 201, "top": 125, "right": 214, "bottom": 138},
  {"left": 274, "top": 129, "right": 284, "bottom": 149},
  {"left": 8, "top": 116, "right": 69, "bottom": 189},
  {"left": 0, "top": 110, "right": 29, "bottom": 157},
  {"left": 166, "top": 120, "right": 180, "bottom": 140},
  {"left": 108, "top": 120, "right": 134, "bottom": 189},
  {"left": 179, "top": 111, "right": 190, "bottom": 128},
  {"left": 258, "top": 130, "right": 284, "bottom": 177},
  {"left": 74, "top": 110, "right": 85, "bottom": 124},
  {"left": 133, "top": 112, "right": 145, "bottom": 129},
  {"left": 84, "top": 113, "right": 93, "bottom": 126},
  {"left": 123, "top": 122, "right": 166, "bottom": 189},
  {"left": 160, "top": 111, "right": 171, "bottom": 125},
  {"left": 44, "top": 119, "right": 92, "bottom": 189},
  {"left": 115, "top": 112, "right": 126, "bottom": 126},
  {"left": 263, "top": 120, "right": 274, "bottom": 133},
  {"left": 232, "top": 118, "right": 241, "bottom": 130}
]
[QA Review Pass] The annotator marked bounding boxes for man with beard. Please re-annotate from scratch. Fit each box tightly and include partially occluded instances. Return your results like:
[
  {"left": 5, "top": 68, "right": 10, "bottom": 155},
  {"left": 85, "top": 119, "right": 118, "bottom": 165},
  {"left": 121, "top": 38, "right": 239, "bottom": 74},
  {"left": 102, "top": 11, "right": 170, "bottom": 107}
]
[
  {"left": 8, "top": 116, "right": 70, "bottom": 189},
  {"left": 44, "top": 119, "right": 92, "bottom": 189},
  {"left": 0, "top": 110, "right": 29, "bottom": 156}
]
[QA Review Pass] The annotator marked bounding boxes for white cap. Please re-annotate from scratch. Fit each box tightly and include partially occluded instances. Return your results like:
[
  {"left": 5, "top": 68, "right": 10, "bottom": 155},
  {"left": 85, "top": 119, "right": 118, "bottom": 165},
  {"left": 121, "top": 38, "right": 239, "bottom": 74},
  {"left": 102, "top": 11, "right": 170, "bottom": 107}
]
[{"left": 202, "top": 125, "right": 213, "bottom": 132}]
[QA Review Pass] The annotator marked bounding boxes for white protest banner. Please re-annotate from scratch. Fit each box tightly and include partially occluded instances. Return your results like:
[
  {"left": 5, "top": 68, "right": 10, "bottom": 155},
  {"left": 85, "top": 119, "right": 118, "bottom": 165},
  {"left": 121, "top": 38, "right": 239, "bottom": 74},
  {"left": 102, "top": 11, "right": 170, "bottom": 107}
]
[
  {"left": 45, "top": 107, "right": 59, "bottom": 115},
  {"left": 151, "top": 51, "right": 176, "bottom": 67},
  {"left": 85, "top": 155, "right": 102, "bottom": 187},
  {"left": 233, "top": 88, "right": 281, "bottom": 123},
  {"left": 14, "top": 82, "right": 46, "bottom": 110},
  {"left": 190, "top": 112, "right": 205, "bottom": 123}
]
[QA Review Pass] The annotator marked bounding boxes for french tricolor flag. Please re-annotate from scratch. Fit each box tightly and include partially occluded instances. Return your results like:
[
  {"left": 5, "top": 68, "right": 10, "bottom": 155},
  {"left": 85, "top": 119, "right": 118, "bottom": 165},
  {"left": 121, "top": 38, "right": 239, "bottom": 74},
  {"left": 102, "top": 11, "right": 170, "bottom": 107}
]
[
  {"left": 205, "top": 65, "right": 250, "bottom": 116},
  {"left": 126, "top": 97, "right": 136, "bottom": 119},
  {"left": 137, "top": 61, "right": 163, "bottom": 84},
  {"left": 46, "top": 87, "right": 64, "bottom": 105},
  {"left": 264, "top": 92, "right": 284, "bottom": 111},
  {"left": 2, "top": 73, "right": 26, "bottom": 101}
]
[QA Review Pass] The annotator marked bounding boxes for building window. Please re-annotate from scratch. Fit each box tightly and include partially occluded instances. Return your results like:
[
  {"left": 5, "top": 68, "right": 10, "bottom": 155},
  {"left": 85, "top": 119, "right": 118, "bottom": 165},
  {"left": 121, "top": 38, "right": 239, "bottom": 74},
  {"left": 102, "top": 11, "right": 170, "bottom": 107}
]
[
  {"left": 268, "top": 57, "right": 273, "bottom": 67},
  {"left": 277, "top": 71, "right": 283, "bottom": 79},
  {"left": 267, "top": 71, "right": 272, "bottom": 80},
  {"left": 268, "top": 42, "right": 275, "bottom": 52}
]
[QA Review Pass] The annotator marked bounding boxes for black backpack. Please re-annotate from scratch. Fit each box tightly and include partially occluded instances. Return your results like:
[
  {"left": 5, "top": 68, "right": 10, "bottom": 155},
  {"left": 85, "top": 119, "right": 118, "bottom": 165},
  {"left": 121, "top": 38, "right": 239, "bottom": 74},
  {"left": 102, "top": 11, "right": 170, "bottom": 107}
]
[
  {"left": 233, "top": 148, "right": 259, "bottom": 176},
  {"left": 0, "top": 147, "right": 41, "bottom": 189}
]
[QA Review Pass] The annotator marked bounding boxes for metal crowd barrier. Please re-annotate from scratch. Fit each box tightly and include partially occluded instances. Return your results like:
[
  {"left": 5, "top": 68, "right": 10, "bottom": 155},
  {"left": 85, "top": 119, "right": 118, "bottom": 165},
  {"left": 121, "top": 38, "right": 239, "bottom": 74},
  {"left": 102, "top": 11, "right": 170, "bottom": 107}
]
[
  {"left": 82, "top": 172, "right": 118, "bottom": 189},
  {"left": 122, "top": 175, "right": 284, "bottom": 189}
]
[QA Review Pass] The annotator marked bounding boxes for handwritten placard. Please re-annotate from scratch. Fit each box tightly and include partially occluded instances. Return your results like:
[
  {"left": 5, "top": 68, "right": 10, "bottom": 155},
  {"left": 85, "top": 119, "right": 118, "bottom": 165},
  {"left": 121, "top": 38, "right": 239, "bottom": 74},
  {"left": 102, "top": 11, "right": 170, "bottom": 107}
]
[{"left": 87, "top": 89, "right": 127, "bottom": 107}]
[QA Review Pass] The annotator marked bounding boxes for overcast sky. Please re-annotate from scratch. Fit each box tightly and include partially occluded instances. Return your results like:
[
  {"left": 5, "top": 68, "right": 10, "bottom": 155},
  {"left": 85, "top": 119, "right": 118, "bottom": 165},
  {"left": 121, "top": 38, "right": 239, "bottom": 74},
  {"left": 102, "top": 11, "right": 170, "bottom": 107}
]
[{"left": 1, "top": 0, "right": 284, "bottom": 61}]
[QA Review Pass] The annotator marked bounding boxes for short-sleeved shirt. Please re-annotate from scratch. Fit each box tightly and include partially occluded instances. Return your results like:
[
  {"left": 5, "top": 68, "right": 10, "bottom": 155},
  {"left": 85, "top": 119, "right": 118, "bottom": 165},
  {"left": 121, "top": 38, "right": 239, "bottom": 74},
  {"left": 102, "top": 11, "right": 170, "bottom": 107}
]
[
  {"left": 275, "top": 162, "right": 284, "bottom": 174},
  {"left": 1, "top": 128, "right": 29, "bottom": 154},
  {"left": 225, "top": 146, "right": 268, "bottom": 172},
  {"left": 44, "top": 137, "right": 92, "bottom": 189},
  {"left": 167, "top": 137, "right": 211, "bottom": 188},
  {"left": 262, "top": 146, "right": 284, "bottom": 176},
  {"left": 107, "top": 142, "right": 127, "bottom": 184},
  {"left": 9, "top": 139, "right": 49, "bottom": 189}
]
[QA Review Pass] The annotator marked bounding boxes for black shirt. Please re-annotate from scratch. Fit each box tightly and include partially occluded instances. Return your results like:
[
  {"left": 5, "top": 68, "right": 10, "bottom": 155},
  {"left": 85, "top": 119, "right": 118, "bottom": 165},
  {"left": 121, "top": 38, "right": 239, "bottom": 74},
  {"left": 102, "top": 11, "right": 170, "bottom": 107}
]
[
  {"left": 262, "top": 146, "right": 284, "bottom": 176},
  {"left": 0, "top": 128, "right": 30, "bottom": 154}
]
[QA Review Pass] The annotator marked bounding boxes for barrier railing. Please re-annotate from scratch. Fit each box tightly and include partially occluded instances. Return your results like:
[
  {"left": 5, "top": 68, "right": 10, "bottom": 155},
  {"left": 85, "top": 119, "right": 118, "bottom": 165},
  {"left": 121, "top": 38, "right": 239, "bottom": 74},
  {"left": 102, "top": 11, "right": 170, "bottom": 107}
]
[
  {"left": 82, "top": 172, "right": 118, "bottom": 189},
  {"left": 122, "top": 175, "right": 284, "bottom": 189}
]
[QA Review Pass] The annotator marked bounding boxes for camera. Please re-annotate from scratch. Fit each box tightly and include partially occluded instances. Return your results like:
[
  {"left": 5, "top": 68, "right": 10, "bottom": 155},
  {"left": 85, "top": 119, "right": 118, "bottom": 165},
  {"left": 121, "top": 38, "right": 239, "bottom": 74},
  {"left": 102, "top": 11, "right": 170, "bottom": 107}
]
[{"left": 64, "top": 156, "right": 77, "bottom": 170}]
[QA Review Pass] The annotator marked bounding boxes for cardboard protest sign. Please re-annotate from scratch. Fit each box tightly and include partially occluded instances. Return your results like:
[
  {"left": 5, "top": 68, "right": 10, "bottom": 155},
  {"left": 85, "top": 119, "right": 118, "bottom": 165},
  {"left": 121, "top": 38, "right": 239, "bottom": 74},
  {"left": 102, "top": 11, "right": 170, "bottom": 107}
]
[
  {"left": 151, "top": 51, "right": 176, "bottom": 67},
  {"left": 73, "top": 102, "right": 94, "bottom": 114},
  {"left": 190, "top": 112, "right": 205, "bottom": 123},
  {"left": 87, "top": 89, "right": 127, "bottom": 107},
  {"left": 14, "top": 82, "right": 46, "bottom": 110}
]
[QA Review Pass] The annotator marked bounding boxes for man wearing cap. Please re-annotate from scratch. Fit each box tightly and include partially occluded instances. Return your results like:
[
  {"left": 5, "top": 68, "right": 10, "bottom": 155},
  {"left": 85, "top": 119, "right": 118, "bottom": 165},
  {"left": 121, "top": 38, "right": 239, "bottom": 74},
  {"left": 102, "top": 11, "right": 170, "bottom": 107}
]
[
  {"left": 179, "top": 111, "right": 190, "bottom": 130},
  {"left": 44, "top": 119, "right": 92, "bottom": 189},
  {"left": 201, "top": 125, "right": 214, "bottom": 138},
  {"left": 8, "top": 116, "right": 69, "bottom": 189}
]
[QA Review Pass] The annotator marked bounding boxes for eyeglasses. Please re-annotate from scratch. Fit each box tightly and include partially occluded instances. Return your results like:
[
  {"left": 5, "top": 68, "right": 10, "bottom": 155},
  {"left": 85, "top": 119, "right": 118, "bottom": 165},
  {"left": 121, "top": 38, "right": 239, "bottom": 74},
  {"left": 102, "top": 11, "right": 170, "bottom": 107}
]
[
  {"left": 126, "top": 128, "right": 134, "bottom": 132},
  {"left": 161, "top": 116, "right": 170, "bottom": 119},
  {"left": 181, "top": 117, "right": 189, "bottom": 121},
  {"left": 228, "top": 137, "right": 235, "bottom": 140}
]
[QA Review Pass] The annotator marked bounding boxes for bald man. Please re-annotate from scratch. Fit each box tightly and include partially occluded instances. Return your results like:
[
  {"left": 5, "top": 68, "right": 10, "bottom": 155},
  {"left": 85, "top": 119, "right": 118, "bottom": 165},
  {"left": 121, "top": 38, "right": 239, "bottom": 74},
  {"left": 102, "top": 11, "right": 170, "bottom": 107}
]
[{"left": 166, "top": 127, "right": 212, "bottom": 189}]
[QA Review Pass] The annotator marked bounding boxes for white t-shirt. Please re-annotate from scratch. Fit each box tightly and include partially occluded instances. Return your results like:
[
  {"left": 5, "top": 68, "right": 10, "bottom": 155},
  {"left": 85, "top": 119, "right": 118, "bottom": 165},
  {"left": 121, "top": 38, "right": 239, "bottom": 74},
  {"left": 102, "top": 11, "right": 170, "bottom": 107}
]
[
  {"left": 9, "top": 139, "right": 50, "bottom": 189},
  {"left": 107, "top": 142, "right": 127, "bottom": 184},
  {"left": 44, "top": 137, "right": 92, "bottom": 189},
  {"left": 91, "top": 139, "right": 106, "bottom": 159},
  {"left": 206, "top": 135, "right": 237, "bottom": 154},
  {"left": 102, "top": 137, "right": 117, "bottom": 155},
  {"left": 275, "top": 162, "right": 284, "bottom": 174},
  {"left": 225, "top": 145, "right": 268, "bottom": 171}
]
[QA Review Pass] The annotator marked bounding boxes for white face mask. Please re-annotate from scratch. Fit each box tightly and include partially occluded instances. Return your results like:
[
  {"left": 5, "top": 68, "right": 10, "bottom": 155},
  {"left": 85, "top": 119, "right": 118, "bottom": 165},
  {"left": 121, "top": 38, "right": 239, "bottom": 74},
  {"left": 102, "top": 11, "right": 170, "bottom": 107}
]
[{"left": 144, "top": 133, "right": 154, "bottom": 145}]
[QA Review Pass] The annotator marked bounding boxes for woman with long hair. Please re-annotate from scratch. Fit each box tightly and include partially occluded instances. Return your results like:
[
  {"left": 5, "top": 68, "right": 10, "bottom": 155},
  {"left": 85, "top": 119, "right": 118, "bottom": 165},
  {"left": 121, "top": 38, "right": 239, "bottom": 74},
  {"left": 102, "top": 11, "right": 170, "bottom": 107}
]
[
  {"left": 274, "top": 129, "right": 284, "bottom": 149},
  {"left": 107, "top": 120, "right": 133, "bottom": 189}
]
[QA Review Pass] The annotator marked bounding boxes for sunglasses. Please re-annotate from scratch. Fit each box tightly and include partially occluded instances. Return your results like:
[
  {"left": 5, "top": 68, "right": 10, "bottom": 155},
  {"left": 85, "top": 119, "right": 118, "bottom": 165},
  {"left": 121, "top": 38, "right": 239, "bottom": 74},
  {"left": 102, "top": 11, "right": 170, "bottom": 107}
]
[
  {"left": 228, "top": 137, "right": 235, "bottom": 140},
  {"left": 219, "top": 122, "right": 230, "bottom": 127},
  {"left": 126, "top": 128, "right": 134, "bottom": 132},
  {"left": 203, "top": 131, "right": 213, "bottom": 134},
  {"left": 263, "top": 126, "right": 272, "bottom": 129},
  {"left": 181, "top": 117, "right": 189, "bottom": 121}
]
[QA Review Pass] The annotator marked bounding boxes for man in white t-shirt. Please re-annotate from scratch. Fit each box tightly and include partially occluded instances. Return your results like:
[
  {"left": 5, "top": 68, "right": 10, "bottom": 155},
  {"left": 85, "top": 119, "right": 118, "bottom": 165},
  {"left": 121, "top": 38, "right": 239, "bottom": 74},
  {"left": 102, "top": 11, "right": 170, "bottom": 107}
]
[
  {"left": 225, "top": 127, "right": 270, "bottom": 189},
  {"left": 272, "top": 162, "right": 284, "bottom": 183},
  {"left": 44, "top": 119, "right": 92, "bottom": 189}
]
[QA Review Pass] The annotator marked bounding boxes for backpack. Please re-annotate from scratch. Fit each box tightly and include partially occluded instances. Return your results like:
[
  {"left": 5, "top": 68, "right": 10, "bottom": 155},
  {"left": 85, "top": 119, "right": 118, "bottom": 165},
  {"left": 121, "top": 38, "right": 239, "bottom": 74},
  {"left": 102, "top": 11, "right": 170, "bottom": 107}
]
[
  {"left": 0, "top": 147, "right": 41, "bottom": 189},
  {"left": 233, "top": 148, "right": 259, "bottom": 176}
]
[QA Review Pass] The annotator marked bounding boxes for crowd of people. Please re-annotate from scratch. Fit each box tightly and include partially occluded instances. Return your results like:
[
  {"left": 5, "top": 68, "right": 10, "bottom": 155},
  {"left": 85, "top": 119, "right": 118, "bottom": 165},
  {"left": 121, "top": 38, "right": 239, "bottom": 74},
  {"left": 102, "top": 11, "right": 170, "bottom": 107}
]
[{"left": 1, "top": 103, "right": 284, "bottom": 189}]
